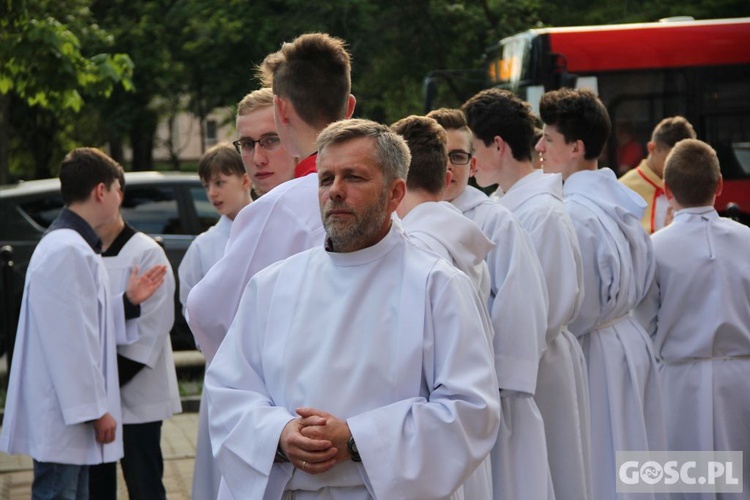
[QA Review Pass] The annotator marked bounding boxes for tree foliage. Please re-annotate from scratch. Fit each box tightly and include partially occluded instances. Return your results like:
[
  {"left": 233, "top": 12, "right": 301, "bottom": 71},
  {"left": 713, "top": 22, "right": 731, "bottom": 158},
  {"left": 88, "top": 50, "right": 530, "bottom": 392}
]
[
  {"left": 2, "top": 0, "right": 748, "bottom": 180},
  {"left": 0, "top": 0, "right": 133, "bottom": 182}
]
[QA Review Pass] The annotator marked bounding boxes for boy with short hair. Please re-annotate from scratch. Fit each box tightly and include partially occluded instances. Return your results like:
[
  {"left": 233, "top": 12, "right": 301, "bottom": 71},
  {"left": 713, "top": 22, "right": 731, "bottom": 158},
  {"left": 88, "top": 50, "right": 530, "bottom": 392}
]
[
  {"left": 536, "top": 87, "right": 665, "bottom": 500},
  {"left": 0, "top": 147, "right": 166, "bottom": 499},
  {"left": 186, "top": 32, "right": 354, "bottom": 365},
  {"left": 178, "top": 141, "right": 251, "bottom": 500},
  {"left": 636, "top": 139, "right": 750, "bottom": 494},
  {"left": 178, "top": 142, "right": 251, "bottom": 310},
  {"left": 235, "top": 87, "right": 298, "bottom": 199},
  {"left": 392, "top": 114, "right": 494, "bottom": 302},
  {"left": 463, "top": 88, "right": 589, "bottom": 500}
]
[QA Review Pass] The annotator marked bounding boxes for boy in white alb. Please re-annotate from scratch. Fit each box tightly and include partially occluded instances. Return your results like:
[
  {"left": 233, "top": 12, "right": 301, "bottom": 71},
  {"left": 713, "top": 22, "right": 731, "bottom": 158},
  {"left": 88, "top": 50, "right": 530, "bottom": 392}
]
[
  {"left": 89, "top": 197, "right": 181, "bottom": 499},
  {"left": 636, "top": 139, "right": 750, "bottom": 496},
  {"left": 179, "top": 141, "right": 253, "bottom": 500},
  {"left": 178, "top": 142, "right": 253, "bottom": 312},
  {"left": 185, "top": 33, "right": 356, "bottom": 366},
  {"left": 536, "top": 87, "right": 665, "bottom": 500},
  {"left": 464, "top": 89, "right": 590, "bottom": 500},
  {"left": 0, "top": 148, "right": 166, "bottom": 499},
  {"left": 392, "top": 115, "right": 495, "bottom": 498}
]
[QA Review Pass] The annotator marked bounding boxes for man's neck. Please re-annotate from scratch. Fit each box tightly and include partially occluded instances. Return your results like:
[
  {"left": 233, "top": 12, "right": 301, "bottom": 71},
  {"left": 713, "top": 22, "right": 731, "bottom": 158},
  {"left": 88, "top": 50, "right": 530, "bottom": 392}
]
[
  {"left": 564, "top": 158, "right": 598, "bottom": 181},
  {"left": 99, "top": 217, "right": 126, "bottom": 251},
  {"left": 397, "top": 189, "right": 442, "bottom": 218},
  {"left": 498, "top": 159, "right": 535, "bottom": 194},
  {"left": 295, "top": 125, "right": 324, "bottom": 159}
]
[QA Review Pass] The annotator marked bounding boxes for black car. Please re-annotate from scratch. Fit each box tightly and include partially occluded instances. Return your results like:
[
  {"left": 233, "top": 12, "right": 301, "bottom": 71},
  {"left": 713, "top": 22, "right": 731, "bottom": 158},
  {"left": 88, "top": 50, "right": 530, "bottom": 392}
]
[{"left": 0, "top": 171, "right": 219, "bottom": 356}]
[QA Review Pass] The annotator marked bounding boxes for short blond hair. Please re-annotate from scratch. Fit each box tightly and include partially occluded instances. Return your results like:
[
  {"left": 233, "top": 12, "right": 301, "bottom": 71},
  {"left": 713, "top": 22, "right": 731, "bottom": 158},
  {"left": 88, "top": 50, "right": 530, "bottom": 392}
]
[{"left": 236, "top": 87, "right": 274, "bottom": 118}]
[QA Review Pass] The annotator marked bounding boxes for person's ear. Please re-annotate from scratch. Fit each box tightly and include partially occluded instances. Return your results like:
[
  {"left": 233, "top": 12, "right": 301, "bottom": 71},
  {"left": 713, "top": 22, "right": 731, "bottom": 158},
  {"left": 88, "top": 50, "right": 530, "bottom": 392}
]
[
  {"left": 715, "top": 175, "right": 723, "bottom": 197},
  {"left": 345, "top": 95, "right": 356, "bottom": 119},
  {"left": 241, "top": 173, "right": 252, "bottom": 190},
  {"left": 94, "top": 183, "right": 106, "bottom": 202},
  {"left": 493, "top": 136, "right": 505, "bottom": 153},
  {"left": 469, "top": 156, "right": 477, "bottom": 177},
  {"left": 572, "top": 139, "right": 585, "bottom": 158},
  {"left": 274, "top": 95, "right": 290, "bottom": 124},
  {"left": 647, "top": 141, "right": 656, "bottom": 155},
  {"left": 387, "top": 178, "right": 406, "bottom": 213}
]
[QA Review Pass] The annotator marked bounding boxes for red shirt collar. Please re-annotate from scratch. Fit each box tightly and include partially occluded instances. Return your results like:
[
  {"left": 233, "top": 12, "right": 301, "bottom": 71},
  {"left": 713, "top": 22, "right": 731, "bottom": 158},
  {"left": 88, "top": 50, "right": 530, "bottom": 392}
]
[{"left": 294, "top": 153, "right": 317, "bottom": 178}]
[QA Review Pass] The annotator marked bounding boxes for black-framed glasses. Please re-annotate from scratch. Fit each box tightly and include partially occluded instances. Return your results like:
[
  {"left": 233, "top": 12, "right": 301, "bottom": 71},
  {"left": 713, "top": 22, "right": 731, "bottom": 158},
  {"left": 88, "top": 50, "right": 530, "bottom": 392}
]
[
  {"left": 448, "top": 150, "right": 472, "bottom": 165},
  {"left": 232, "top": 135, "right": 282, "bottom": 155}
]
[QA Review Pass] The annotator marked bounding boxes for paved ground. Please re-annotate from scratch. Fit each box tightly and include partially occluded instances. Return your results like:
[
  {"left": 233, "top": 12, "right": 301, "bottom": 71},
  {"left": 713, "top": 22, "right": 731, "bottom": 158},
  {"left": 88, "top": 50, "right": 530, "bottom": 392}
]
[
  {"left": 0, "top": 411, "right": 199, "bottom": 500},
  {"left": 0, "top": 351, "right": 204, "bottom": 499}
]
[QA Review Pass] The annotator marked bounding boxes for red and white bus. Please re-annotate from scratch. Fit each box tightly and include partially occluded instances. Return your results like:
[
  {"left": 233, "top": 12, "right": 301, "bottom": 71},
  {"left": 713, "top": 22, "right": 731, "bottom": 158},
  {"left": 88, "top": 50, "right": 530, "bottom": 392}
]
[{"left": 428, "top": 17, "right": 750, "bottom": 223}]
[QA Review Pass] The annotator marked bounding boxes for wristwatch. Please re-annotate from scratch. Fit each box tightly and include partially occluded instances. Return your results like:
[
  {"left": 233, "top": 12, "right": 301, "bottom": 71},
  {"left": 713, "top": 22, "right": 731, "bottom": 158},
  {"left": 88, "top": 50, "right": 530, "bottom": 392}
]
[{"left": 347, "top": 436, "right": 362, "bottom": 462}]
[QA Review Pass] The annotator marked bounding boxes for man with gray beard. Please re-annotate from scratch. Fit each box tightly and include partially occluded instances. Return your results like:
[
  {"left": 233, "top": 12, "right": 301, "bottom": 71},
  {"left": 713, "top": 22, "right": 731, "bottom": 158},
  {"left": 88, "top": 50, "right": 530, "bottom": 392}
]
[{"left": 204, "top": 119, "right": 501, "bottom": 499}]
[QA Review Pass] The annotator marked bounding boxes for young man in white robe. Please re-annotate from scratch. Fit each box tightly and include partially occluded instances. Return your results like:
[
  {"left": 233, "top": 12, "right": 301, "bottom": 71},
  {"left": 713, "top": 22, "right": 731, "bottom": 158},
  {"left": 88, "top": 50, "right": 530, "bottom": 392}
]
[
  {"left": 635, "top": 139, "right": 750, "bottom": 497},
  {"left": 463, "top": 89, "right": 591, "bottom": 500},
  {"left": 205, "top": 118, "right": 501, "bottom": 500},
  {"left": 0, "top": 148, "right": 167, "bottom": 499},
  {"left": 178, "top": 142, "right": 253, "bottom": 313},
  {"left": 392, "top": 115, "right": 494, "bottom": 300},
  {"left": 90, "top": 200, "right": 181, "bottom": 499},
  {"left": 391, "top": 115, "right": 495, "bottom": 499},
  {"left": 536, "top": 87, "right": 666, "bottom": 500},
  {"left": 185, "top": 33, "right": 356, "bottom": 366}
]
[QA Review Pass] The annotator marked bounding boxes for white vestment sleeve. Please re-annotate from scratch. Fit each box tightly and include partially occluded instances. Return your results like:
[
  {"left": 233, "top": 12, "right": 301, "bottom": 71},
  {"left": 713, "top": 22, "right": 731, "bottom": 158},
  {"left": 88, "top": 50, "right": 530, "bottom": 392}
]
[
  {"left": 118, "top": 244, "right": 176, "bottom": 367},
  {"left": 178, "top": 238, "right": 204, "bottom": 314},
  {"left": 186, "top": 176, "right": 324, "bottom": 365},
  {"left": 30, "top": 247, "right": 108, "bottom": 425},
  {"left": 346, "top": 272, "right": 500, "bottom": 499},
  {"left": 205, "top": 277, "right": 297, "bottom": 499}
]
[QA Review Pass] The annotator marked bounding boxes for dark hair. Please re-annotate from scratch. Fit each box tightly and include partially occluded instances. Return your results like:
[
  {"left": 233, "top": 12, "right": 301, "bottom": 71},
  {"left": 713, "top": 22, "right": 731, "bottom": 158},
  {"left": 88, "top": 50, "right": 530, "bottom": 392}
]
[
  {"left": 258, "top": 33, "right": 351, "bottom": 130},
  {"left": 652, "top": 116, "right": 697, "bottom": 149},
  {"left": 462, "top": 88, "right": 535, "bottom": 162},
  {"left": 391, "top": 115, "right": 448, "bottom": 195},
  {"left": 427, "top": 108, "right": 468, "bottom": 131},
  {"left": 538, "top": 88, "right": 611, "bottom": 160},
  {"left": 198, "top": 143, "right": 246, "bottom": 183},
  {"left": 59, "top": 148, "right": 123, "bottom": 205},
  {"left": 664, "top": 139, "right": 720, "bottom": 207}
]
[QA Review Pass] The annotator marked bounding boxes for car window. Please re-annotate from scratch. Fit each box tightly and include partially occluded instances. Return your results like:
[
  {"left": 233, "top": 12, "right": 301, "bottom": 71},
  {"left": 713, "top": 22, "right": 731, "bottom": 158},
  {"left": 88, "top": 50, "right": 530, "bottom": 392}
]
[
  {"left": 190, "top": 187, "right": 220, "bottom": 233},
  {"left": 0, "top": 202, "right": 46, "bottom": 240},
  {"left": 122, "top": 186, "right": 184, "bottom": 235},
  {"left": 16, "top": 194, "right": 64, "bottom": 230}
]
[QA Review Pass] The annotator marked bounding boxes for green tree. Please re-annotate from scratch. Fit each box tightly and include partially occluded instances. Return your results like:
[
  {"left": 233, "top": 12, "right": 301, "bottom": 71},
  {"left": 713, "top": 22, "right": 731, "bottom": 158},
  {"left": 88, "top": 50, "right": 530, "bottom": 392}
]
[{"left": 0, "top": 0, "right": 133, "bottom": 181}]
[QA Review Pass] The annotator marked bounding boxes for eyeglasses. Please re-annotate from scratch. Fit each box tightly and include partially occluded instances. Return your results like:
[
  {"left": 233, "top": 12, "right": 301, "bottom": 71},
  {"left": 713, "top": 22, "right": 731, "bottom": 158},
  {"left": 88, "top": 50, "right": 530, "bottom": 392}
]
[
  {"left": 232, "top": 135, "right": 282, "bottom": 155},
  {"left": 448, "top": 150, "right": 472, "bottom": 165}
]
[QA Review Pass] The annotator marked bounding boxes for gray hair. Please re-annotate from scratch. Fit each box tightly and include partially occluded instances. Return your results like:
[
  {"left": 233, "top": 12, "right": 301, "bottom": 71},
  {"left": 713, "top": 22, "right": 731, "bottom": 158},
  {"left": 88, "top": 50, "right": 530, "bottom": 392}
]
[{"left": 316, "top": 119, "right": 410, "bottom": 184}]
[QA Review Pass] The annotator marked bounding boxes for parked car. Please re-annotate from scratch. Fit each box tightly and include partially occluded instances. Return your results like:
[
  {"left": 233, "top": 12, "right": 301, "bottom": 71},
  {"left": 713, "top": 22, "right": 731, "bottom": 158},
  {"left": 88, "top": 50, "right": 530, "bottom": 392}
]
[{"left": 0, "top": 171, "right": 219, "bottom": 356}]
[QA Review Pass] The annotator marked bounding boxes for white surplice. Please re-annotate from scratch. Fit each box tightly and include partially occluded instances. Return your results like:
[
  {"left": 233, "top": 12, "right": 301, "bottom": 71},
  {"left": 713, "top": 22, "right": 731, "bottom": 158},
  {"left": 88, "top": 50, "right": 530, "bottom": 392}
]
[
  {"left": 400, "top": 200, "right": 494, "bottom": 499},
  {"left": 497, "top": 171, "right": 591, "bottom": 500},
  {"left": 401, "top": 200, "right": 493, "bottom": 301},
  {"left": 0, "top": 229, "right": 133, "bottom": 464},
  {"left": 564, "top": 168, "right": 665, "bottom": 500},
  {"left": 452, "top": 185, "right": 555, "bottom": 500},
  {"left": 205, "top": 223, "right": 501, "bottom": 500},
  {"left": 178, "top": 215, "right": 233, "bottom": 500},
  {"left": 186, "top": 173, "right": 325, "bottom": 366},
  {"left": 636, "top": 207, "right": 750, "bottom": 497},
  {"left": 102, "top": 230, "right": 181, "bottom": 423},
  {"left": 178, "top": 215, "right": 232, "bottom": 312}
]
